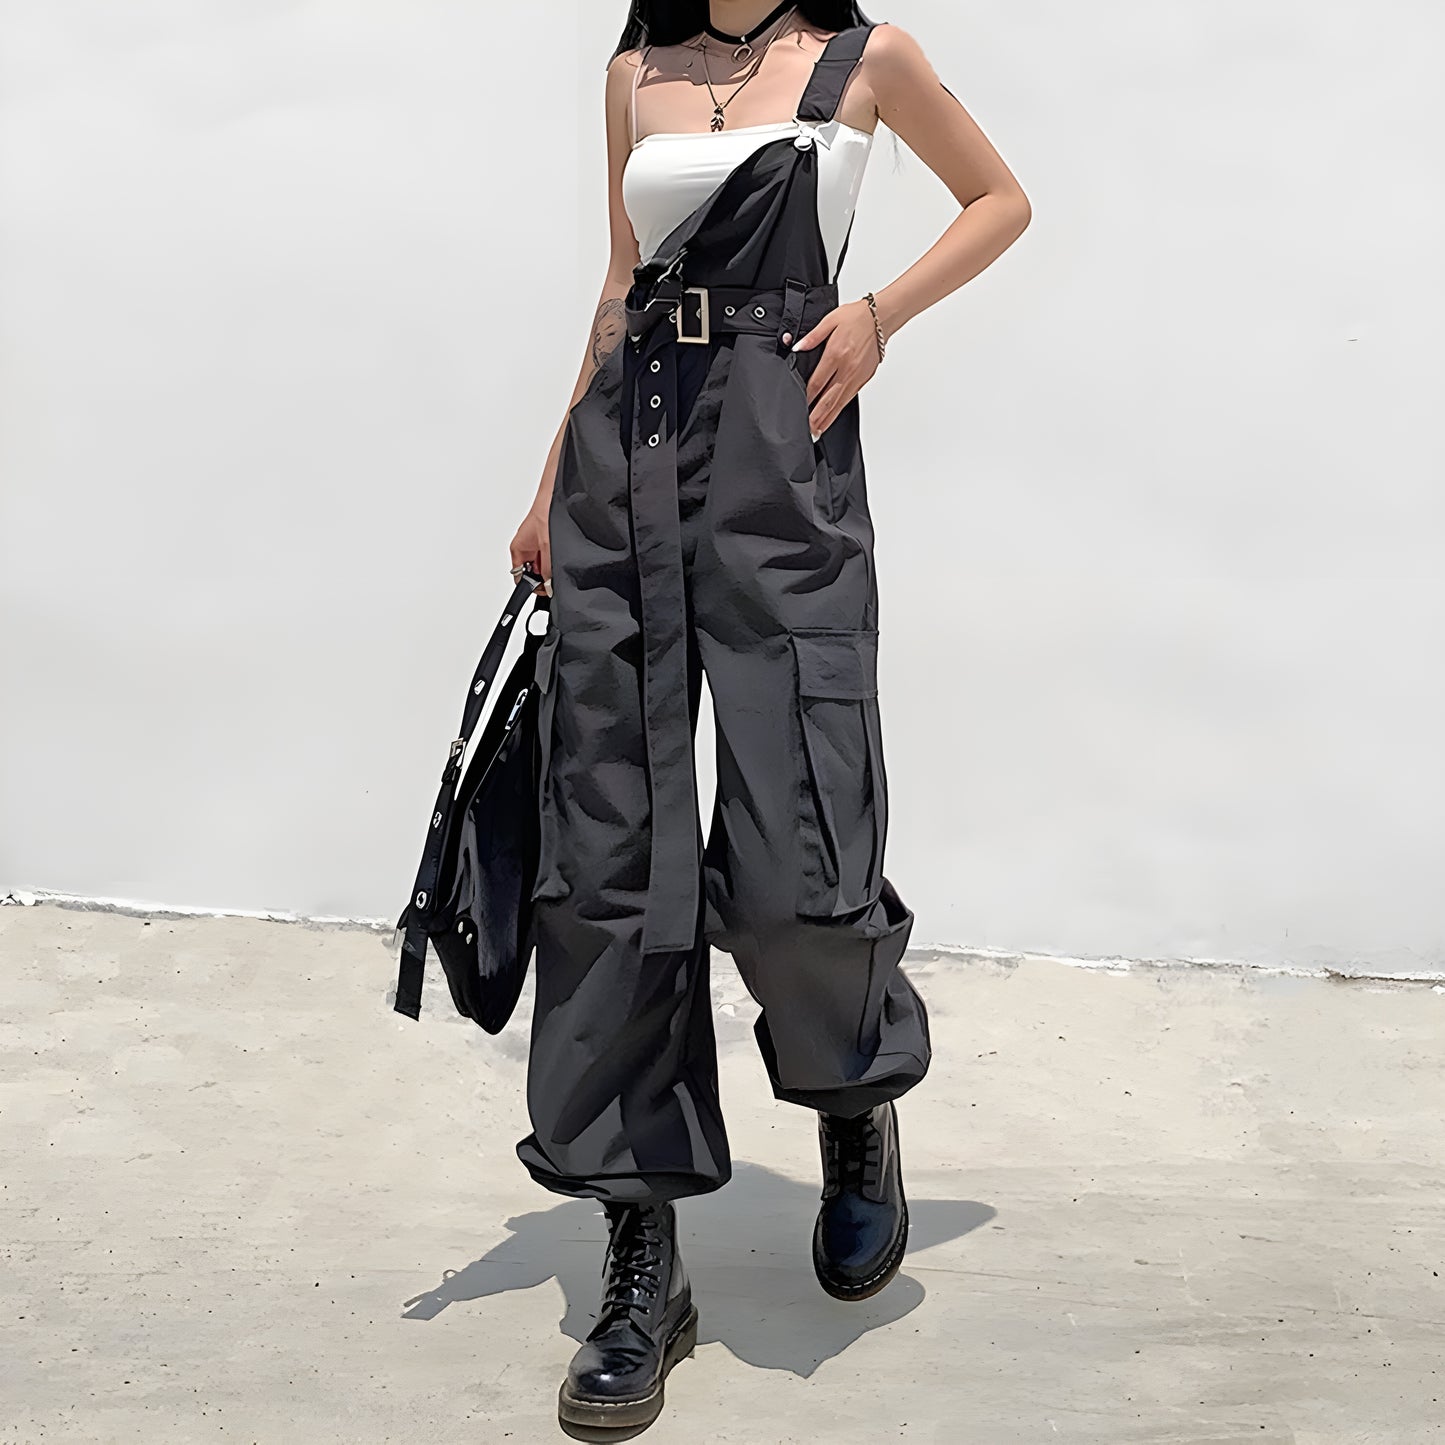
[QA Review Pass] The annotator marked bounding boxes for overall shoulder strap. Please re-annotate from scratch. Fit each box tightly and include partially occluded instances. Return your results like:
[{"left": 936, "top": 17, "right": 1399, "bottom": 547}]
[{"left": 795, "top": 22, "right": 876, "bottom": 124}]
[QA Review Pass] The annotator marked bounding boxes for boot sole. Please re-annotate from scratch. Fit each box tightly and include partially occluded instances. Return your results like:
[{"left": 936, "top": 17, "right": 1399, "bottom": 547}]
[
  {"left": 556, "top": 1303, "right": 698, "bottom": 1430},
  {"left": 813, "top": 1201, "right": 909, "bottom": 1302}
]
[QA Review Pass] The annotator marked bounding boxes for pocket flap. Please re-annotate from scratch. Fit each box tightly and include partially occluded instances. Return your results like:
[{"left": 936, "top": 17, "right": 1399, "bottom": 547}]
[{"left": 790, "top": 629, "right": 878, "bottom": 700}]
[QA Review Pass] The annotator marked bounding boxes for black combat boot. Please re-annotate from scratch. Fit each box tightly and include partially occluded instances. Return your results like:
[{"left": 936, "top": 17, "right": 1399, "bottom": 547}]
[
  {"left": 812, "top": 1099, "right": 909, "bottom": 1300},
  {"left": 557, "top": 1199, "right": 698, "bottom": 1430}
]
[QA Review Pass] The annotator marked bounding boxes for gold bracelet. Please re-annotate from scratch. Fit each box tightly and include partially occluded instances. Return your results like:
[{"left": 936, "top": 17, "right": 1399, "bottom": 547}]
[{"left": 863, "top": 291, "right": 887, "bottom": 363}]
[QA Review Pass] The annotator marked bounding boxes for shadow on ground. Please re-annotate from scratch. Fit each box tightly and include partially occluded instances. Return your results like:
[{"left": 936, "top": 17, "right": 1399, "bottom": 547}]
[{"left": 401, "top": 1160, "right": 994, "bottom": 1379}]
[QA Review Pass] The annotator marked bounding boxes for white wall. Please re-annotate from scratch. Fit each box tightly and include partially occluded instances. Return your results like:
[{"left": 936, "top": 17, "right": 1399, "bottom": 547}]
[{"left": 2, "top": 2, "right": 1441, "bottom": 972}]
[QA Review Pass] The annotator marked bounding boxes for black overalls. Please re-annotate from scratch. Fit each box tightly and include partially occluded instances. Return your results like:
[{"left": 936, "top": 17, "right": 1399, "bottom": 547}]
[{"left": 516, "top": 23, "right": 931, "bottom": 1204}]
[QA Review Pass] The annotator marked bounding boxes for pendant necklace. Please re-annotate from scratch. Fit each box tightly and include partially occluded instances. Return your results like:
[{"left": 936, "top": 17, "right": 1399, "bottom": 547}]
[{"left": 698, "top": 4, "right": 797, "bottom": 130}]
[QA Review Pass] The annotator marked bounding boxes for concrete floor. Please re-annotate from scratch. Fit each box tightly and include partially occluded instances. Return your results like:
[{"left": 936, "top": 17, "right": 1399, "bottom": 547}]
[{"left": 1, "top": 902, "right": 1442, "bottom": 1444}]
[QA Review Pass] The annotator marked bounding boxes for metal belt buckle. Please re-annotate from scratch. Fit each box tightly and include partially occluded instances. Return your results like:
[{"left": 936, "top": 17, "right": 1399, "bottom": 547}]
[{"left": 675, "top": 285, "right": 709, "bottom": 345}]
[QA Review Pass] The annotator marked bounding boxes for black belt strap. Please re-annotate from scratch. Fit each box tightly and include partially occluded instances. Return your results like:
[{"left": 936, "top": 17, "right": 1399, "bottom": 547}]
[{"left": 643, "top": 279, "right": 830, "bottom": 348}]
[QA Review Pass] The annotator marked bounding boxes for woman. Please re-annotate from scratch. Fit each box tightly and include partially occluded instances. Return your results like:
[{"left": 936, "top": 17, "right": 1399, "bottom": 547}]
[{"left": 508, "top": 1, "right": 1030, "bottom": 1428}]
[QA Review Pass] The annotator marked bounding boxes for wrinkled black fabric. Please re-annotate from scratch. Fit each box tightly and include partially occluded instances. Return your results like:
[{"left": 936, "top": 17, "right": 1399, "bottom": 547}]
[{"left": 515, "top": 23, "right": 931, "bottom": 1204}]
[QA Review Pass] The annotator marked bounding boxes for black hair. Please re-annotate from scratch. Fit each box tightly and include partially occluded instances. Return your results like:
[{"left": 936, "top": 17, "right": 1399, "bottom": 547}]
[{"left": 611, "top": 2, "right": 876, "bottom": 60}]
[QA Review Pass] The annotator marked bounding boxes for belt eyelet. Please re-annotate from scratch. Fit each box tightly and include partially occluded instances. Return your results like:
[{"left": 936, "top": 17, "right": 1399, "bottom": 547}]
[{"left": 753, "top": 305, "right": 766, "bottom": 319}]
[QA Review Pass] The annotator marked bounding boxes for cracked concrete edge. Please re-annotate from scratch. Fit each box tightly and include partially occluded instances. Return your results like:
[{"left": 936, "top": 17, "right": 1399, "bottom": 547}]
[
  {"left": 911, "top": 940, "right": 1445, "bottom": 988},
  {"left": 5, "top": 885, "right": 1444, "bottom": 987},
  {"left": 1, "top": 886, "right": 392, "bottom": 934}
]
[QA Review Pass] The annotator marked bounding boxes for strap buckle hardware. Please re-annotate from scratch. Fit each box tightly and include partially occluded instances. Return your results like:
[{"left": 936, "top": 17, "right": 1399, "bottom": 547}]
[{"left": 675, "top": 286, "right": 710, "bottom": 345}]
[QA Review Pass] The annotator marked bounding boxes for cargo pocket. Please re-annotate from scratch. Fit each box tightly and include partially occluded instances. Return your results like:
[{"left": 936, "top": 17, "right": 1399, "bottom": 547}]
[
  {"left": 531, "top": 625, "right": 568, "bottom": 902},
  {"left": 789, "top": 628, "right": 888, "bottom": 918}
]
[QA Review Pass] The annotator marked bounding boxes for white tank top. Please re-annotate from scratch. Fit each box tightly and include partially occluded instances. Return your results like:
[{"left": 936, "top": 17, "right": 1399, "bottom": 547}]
[
  {"left": 623, "top": 117, "right": 874, "bottom": 280},
  {"left": 618, "top": 46, "right": 867, "bottom": 283}
]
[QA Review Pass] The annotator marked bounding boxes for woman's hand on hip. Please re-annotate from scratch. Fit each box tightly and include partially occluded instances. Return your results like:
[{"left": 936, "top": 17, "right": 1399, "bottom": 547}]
[{"left": 789, "top": 298, "right": 882, "bottom": 441}]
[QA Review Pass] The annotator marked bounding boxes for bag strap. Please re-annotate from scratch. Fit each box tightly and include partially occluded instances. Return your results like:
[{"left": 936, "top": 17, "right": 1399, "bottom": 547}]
[
  {"left": 447, "top": 572, "right": 548, "bottom": 785},
  {"left": 393, "top": 569, "right": 548, "bottom": 1019}
]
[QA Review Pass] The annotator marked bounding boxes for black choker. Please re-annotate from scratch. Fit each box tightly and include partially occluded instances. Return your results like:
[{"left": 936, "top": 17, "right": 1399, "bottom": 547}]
[{"left": 703, "top": 1, "right": 796, "bottom": 46}]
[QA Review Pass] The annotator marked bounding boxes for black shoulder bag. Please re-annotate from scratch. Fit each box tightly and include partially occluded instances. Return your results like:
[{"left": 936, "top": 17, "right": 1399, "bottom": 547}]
[{"left": 391, "top": 569, "right": 549, "bottom": 1033}]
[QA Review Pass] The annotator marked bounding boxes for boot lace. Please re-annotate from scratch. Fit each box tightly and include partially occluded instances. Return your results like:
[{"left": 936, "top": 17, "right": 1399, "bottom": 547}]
[
  {"left": 595, "top": 1205, "right": 664, "bottom": 1327},
  {"left": 823, "top": 1111, "right": 883, "bottom": 1194}
]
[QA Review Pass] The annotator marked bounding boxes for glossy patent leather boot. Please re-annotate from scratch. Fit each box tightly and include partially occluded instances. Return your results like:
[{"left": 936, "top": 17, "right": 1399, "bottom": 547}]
[
  {"left": 813, "top": 1099, "right": 909, "bottom": 1300},
  {"left": 558, "top": 1200, "right": 698, "bottom": 1430}
]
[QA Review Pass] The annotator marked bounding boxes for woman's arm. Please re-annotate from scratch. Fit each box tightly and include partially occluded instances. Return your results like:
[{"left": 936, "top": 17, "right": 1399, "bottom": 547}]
[
  {"left": 509, "top": 50, "right": 643, "bottom": 590},
  {"left": 793, "top": 22, "right": 1032, "bottom": 439}
]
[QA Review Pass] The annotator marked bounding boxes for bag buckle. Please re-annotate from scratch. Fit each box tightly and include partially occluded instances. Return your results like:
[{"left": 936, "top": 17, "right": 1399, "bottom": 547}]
[
  {"left": 675, "top": 286, "right": 709, "bottom": 344},
  {"left": 441, "top": 736, "right": 465, "bottom": 782}
]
